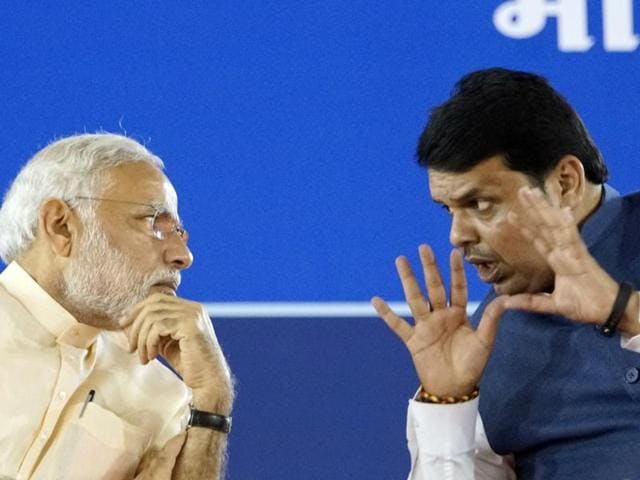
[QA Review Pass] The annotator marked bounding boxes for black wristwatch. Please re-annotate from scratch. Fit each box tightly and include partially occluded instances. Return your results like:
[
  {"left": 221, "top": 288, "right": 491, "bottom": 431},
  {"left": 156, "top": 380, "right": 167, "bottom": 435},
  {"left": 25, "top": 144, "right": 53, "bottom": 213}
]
[{"left": 187, "top": 406, "right": 232, "bottom": 433}]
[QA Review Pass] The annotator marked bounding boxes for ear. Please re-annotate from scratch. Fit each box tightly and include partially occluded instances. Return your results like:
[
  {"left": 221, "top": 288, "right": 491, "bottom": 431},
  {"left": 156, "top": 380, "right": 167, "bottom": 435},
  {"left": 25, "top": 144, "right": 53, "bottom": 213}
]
[
  {"left": 37, "top": 199, "right": 80, "bottom": 258},
  {"left": 542, "top": 155, "right": 585, "bottom": 209}
]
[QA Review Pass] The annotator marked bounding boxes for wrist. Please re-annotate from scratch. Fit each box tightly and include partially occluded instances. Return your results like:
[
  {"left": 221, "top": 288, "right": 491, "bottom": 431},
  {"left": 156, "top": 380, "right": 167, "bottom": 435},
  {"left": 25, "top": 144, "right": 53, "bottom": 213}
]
[
  {"left": 416, "top": 385, "right": 479, "bottom": 404},
  {"left": 618, "top": 291, "right": 640, "bottom": 337},
  {"left": 187, "top": 405, "right": 232, "bottom": 433},
  {"left": 419, "top": 378, "right": 479, "bottom": 398},
  {"left": 191, "top": 385, "right": 234, "bottom": 415}
]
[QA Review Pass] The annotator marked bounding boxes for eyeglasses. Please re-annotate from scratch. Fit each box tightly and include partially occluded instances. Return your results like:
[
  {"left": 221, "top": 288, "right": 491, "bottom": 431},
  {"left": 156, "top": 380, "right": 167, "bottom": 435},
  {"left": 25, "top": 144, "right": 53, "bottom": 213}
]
[{"left": 69, "top": 196, "right": 189, "bottom": 243}]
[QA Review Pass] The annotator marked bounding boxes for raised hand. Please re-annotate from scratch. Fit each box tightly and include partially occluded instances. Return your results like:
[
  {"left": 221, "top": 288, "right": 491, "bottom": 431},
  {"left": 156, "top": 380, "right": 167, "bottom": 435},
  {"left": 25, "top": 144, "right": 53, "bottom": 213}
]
[
  {"left": 121, "top": 293, "right": 233, "bottom": 412},
  {"left": 372, "top": 244, "right": 507, "bottom": 397},
  {"left": 504, "top": 187, "right": 638, "bottom": 334}
]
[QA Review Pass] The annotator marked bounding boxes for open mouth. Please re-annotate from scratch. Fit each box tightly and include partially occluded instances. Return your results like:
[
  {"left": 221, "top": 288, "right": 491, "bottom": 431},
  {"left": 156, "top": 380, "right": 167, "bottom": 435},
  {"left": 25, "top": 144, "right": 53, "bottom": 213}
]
[
  {"left": 475, "top": 262, "right": 501, "bottom": 284},
  {"left": 466, "top": 257, "right": 502, "bottom": 284}
]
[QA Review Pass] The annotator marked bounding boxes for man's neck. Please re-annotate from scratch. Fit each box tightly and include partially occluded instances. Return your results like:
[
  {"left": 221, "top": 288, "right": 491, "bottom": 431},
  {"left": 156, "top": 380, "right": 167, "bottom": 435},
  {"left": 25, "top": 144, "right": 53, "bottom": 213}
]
[
  {"left": 17, "top": 250, "right": 65, "bottom": 304},
  {"left": 577, "top": 183, "right": 605, "bottom": 228}
]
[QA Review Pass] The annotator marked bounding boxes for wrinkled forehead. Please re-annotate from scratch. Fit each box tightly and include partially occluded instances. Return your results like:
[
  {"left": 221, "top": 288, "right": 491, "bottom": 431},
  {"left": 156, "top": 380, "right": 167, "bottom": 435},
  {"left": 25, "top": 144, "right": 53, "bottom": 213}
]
[
  {"left": 100, "top": 162, "right": 180, "bottom": 217},
  {"left": 427, "top": 156, "right": 522, "bottom": 203},
  {"left": 160, "top": 175, "right": 179, "bottom": 215},
  {"left": 427, "top": 169, "right": 493, "bottom": 203}
]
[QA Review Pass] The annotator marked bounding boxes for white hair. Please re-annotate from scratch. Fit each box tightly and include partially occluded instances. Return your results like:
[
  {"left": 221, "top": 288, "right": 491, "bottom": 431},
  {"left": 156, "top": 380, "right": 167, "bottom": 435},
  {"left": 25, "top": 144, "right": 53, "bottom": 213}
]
[{"left": 0, "top": 133, "right": 164, "bottom": 264}]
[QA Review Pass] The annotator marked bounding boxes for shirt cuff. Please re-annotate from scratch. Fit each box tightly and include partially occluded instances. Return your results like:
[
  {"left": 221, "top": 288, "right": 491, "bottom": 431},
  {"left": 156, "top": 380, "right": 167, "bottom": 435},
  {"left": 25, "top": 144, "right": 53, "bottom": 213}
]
[{"left": 407, "top": 397, "right": 479, "bottom": 457}]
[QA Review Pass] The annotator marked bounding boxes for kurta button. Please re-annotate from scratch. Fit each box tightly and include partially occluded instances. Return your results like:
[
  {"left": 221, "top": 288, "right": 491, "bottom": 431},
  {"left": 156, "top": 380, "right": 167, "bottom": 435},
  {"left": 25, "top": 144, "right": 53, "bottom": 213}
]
[{"left": 625, "top": 367, "right": 639, "bottom": 384}]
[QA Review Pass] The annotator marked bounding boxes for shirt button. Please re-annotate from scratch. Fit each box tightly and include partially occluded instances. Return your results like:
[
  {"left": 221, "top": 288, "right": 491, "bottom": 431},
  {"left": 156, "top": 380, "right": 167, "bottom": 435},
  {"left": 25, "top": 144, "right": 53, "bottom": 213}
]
[
  {"left": 625, "top": 367, "right": 639, "bottom": 384},
  {"left": 39, "top": 433, "right": 47, "bottom": 442},
  {"left": 58, "top": 391, "right": 67, "bottom": 400}
]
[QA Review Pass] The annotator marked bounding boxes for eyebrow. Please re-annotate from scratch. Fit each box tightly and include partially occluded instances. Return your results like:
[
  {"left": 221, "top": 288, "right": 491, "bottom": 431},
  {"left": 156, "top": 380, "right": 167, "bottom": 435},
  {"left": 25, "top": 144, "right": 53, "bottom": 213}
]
[
  {"left": 433, "top": 187, "right": 487, "bottom": 205},
  {"left": 134, "top": 203, "right": 175, "bottom": 218},
  {"left": 133, "top": 200, "right": 169, "bottom": 212},
  {"left": 156, "top": 206, "right": 183, "bottom": 224},
  {"left": 132, "top": 203, "right": 162, "bottom": 213}
]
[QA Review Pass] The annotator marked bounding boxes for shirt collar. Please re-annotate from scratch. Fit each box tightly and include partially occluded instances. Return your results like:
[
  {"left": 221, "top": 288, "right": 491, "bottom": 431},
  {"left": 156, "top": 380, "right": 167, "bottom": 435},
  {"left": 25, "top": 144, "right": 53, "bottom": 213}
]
[
  {"left": 0, "top": 262, "right": 100, "bottom": 349},
  {"left": 581, "top": 183, "right": 621, "bottom": 248}
]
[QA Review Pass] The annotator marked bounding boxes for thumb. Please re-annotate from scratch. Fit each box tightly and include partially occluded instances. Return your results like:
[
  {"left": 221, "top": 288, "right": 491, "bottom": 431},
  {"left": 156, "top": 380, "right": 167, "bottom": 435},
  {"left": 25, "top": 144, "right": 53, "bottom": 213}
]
[
  {"left": 504, "top": 292, "right": 555, "bottom": 315},
  {"left": 476, "top": 296, "right": 508, "bottom": 350}
]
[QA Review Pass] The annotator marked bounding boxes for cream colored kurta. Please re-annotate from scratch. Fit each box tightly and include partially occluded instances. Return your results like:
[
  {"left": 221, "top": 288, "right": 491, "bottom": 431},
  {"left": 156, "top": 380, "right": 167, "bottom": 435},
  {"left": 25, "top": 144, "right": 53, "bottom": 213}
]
[{"left": 0, "top": 262, "right": 190, "bottom": 480}]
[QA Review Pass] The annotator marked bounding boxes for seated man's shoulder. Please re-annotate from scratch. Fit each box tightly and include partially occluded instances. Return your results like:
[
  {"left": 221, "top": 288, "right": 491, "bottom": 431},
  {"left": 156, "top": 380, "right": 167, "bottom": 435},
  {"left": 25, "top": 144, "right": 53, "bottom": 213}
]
[
  {"left": 0, "top": 283, "right": 52, "bottom": 346},
  {"left": 621, "top": 190, "right": 640, "bottom": 210}
]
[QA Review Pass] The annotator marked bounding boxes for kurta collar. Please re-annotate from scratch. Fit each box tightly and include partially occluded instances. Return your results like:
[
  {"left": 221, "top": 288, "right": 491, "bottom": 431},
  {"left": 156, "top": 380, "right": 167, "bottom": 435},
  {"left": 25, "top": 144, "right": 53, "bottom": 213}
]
[{"left": 0, "top": 262, "right": 100, "bottom": 349}]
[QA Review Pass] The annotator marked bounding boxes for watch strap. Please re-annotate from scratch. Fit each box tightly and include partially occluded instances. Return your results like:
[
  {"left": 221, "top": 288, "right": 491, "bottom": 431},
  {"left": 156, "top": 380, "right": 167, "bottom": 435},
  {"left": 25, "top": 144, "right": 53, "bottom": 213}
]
[
  {"left": 597, "top": 281, "right": 635, "bottom": 337},
  {"left": 188, "top": 407, "right": 232, "bottom": 433}
]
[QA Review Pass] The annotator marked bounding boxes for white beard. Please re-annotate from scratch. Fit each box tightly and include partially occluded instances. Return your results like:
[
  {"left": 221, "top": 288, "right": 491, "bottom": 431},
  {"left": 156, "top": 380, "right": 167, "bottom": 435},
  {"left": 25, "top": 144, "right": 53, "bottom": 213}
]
[{"left": 62, "top": 213, "right": 180, "bottom": 329}]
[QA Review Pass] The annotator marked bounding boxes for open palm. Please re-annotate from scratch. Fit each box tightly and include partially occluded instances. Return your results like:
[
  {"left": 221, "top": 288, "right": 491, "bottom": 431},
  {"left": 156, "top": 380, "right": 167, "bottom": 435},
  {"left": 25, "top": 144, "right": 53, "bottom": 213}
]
[
  {"left": 504, "top": 188, "right": 619, "bottom": 324},
  {"left": 372, "top": 244, "right": 506, "bottom": 397}
]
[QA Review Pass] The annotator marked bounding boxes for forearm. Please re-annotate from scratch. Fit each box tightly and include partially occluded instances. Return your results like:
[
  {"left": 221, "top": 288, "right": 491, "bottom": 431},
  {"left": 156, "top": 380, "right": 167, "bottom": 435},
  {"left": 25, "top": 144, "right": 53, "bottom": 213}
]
[
  {"left": 172, "top": 386, "right": 234, "bottom": 480},
  {"left": 173, "top": 427, "right": 227, "bottom": 479}
]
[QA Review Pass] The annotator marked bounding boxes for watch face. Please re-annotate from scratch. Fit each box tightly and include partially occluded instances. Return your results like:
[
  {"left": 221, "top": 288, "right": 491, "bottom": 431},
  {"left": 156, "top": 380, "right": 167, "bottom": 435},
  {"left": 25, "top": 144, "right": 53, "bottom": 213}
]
[{"left": 186, "top": 408, "right": 194, "bottom": 429}]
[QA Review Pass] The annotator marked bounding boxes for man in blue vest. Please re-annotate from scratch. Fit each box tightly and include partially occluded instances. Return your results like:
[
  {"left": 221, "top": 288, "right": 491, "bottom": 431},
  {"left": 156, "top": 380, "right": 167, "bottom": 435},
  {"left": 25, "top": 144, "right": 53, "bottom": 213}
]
[{"left": 372, "top": 68, "right": 640, "bottom": 479}]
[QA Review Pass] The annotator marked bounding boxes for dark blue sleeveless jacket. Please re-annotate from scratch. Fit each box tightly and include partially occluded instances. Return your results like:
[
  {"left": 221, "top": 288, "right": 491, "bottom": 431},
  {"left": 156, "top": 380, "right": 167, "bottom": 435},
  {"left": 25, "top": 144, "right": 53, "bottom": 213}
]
[{"left": 470, "top": 187, "right": 640, "bottom": 479}]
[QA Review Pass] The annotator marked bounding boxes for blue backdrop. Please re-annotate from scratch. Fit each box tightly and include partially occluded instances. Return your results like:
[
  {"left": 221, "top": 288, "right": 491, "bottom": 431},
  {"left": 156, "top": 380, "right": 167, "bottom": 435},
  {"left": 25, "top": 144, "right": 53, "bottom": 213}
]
[{"left": 1, "top": 1, "right": 638, "bottom": 478}]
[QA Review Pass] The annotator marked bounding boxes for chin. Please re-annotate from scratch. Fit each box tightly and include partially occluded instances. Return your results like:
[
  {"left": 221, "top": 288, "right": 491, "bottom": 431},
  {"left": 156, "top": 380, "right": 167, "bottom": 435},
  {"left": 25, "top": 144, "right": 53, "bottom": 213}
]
[
  {"left": 78, "top": 313, "right": 120, "bottom": 331},
  {"left": 151, "top": 285, "right": 177, "bottom": 296},
  {"left": 493, "top": 274, "right": 550, "bottom": 296},
  {"left": 492, "top": 277, "right": 523, "bottom": 296},
  {"left": 100, "top": 319, "right": 122, "bottom": 331}
]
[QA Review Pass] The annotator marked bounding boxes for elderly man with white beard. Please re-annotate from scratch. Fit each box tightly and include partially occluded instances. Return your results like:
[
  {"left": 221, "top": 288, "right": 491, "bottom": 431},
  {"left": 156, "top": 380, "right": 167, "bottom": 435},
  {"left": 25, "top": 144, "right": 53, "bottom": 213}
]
[{"left": 0, "top": 133, "right": 234, "bottom": 480}]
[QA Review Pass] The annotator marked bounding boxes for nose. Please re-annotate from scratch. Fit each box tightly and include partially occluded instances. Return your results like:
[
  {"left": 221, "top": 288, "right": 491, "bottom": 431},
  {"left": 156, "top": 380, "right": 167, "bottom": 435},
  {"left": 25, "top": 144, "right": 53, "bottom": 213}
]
[
  {"left": 163, "top": 235, "right": 194, "bottom": 270},
  {"left": 449, "top": 211, "right": 478, "bottom": 248}
]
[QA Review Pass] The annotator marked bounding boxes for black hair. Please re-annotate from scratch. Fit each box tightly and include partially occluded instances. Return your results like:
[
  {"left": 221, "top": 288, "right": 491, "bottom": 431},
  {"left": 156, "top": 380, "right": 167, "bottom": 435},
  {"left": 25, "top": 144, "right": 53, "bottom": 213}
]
[{"left": 416, "top": 68, "right": 608, "bottom": 185}]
